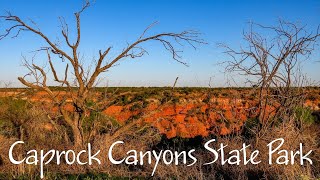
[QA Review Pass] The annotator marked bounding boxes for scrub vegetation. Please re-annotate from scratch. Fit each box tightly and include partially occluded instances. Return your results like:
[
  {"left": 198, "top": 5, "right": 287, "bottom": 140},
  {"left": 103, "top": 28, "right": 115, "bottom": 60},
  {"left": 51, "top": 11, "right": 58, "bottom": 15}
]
[{"left": 0, "top": 1, "right": 320, "bottom": 179}]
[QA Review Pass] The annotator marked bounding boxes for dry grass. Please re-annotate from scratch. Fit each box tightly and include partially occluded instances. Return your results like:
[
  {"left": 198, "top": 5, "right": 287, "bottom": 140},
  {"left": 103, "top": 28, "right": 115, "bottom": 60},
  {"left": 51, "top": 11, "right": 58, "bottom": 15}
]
[{"left": 0, "top": 95, "right": 319, "bottom": 179}]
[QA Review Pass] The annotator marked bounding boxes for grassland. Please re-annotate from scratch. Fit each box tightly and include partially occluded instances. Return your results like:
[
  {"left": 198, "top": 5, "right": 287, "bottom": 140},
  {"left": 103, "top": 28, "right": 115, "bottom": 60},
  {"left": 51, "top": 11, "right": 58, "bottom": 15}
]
[{"left": 0, "top": 87, "right": 319, "bottom": 179}]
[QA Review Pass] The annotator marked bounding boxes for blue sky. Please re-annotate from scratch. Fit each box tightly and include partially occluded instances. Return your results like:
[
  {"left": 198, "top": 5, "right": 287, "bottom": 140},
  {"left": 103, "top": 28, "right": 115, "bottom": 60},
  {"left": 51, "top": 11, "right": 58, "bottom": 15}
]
[{"left": 0, "top": 0, "right": 319, "bottom": 87}]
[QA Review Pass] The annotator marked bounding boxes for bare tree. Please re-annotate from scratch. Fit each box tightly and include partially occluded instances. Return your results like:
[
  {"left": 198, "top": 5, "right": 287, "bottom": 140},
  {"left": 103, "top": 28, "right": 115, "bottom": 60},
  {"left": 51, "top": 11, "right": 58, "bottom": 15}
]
[
  {"left": 0, "top": 1, "right": 204, "bottom": 147},
  {"left": 220, "top": 20, "right": 320, "bottom": 126}
]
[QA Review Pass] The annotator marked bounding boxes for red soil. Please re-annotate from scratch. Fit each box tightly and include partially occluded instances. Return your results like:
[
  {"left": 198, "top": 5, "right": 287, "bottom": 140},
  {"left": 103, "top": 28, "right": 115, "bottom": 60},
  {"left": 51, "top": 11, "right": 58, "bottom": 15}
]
[{"left": 2, "top": 88, "right": 319, "bottom": 138}]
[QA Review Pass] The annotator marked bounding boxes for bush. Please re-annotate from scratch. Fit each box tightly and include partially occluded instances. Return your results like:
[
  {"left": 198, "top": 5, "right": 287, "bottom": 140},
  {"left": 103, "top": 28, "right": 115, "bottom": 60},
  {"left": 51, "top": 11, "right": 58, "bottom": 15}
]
[
  {"left": 0, "top": 98, "right": 31, "bottom": 138},
  {"left": 82, "top": 111, "right": 120, "bottom": 137},
  {"left": 295, "top": 107, "right": 316, "bottom": 125}
]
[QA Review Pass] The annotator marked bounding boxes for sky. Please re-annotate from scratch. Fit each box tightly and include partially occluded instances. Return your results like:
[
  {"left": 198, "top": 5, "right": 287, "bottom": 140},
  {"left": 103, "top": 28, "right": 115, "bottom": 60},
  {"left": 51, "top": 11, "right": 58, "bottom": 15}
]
[{"left": 0, "top": 0, "right": 319, "bottom": 87}]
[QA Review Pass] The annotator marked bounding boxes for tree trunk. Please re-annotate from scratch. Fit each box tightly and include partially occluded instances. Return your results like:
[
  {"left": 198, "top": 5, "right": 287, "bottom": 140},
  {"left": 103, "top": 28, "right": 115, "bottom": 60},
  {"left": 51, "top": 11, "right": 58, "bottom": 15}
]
[
  {"left": 61, "top": 109, "right": 84, "bottom": 148},
  {"left": 72, "top": 114, "right": 84, "bottom": 148},
  {"left": 258, "top": 87, "right": 266, "bottom": 123}
]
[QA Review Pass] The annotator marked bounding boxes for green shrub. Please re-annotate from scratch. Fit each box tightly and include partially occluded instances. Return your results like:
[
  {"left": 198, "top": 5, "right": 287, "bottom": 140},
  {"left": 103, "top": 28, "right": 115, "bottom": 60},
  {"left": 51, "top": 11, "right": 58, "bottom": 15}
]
[
  {"left": 242, "top": 117, "right": 261, "bottom": 139},
  {"left": 82, "top": 111, "right": 120, "bottom": 136},
  {"left": 0, "top": 98, "right": 31, "bottom": 138},
  {"left": 129, "top": 103, "right": 142, "bottom": 111},
  {"left": 295, "top": 107, "right": 316, "bottom": 125}
]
